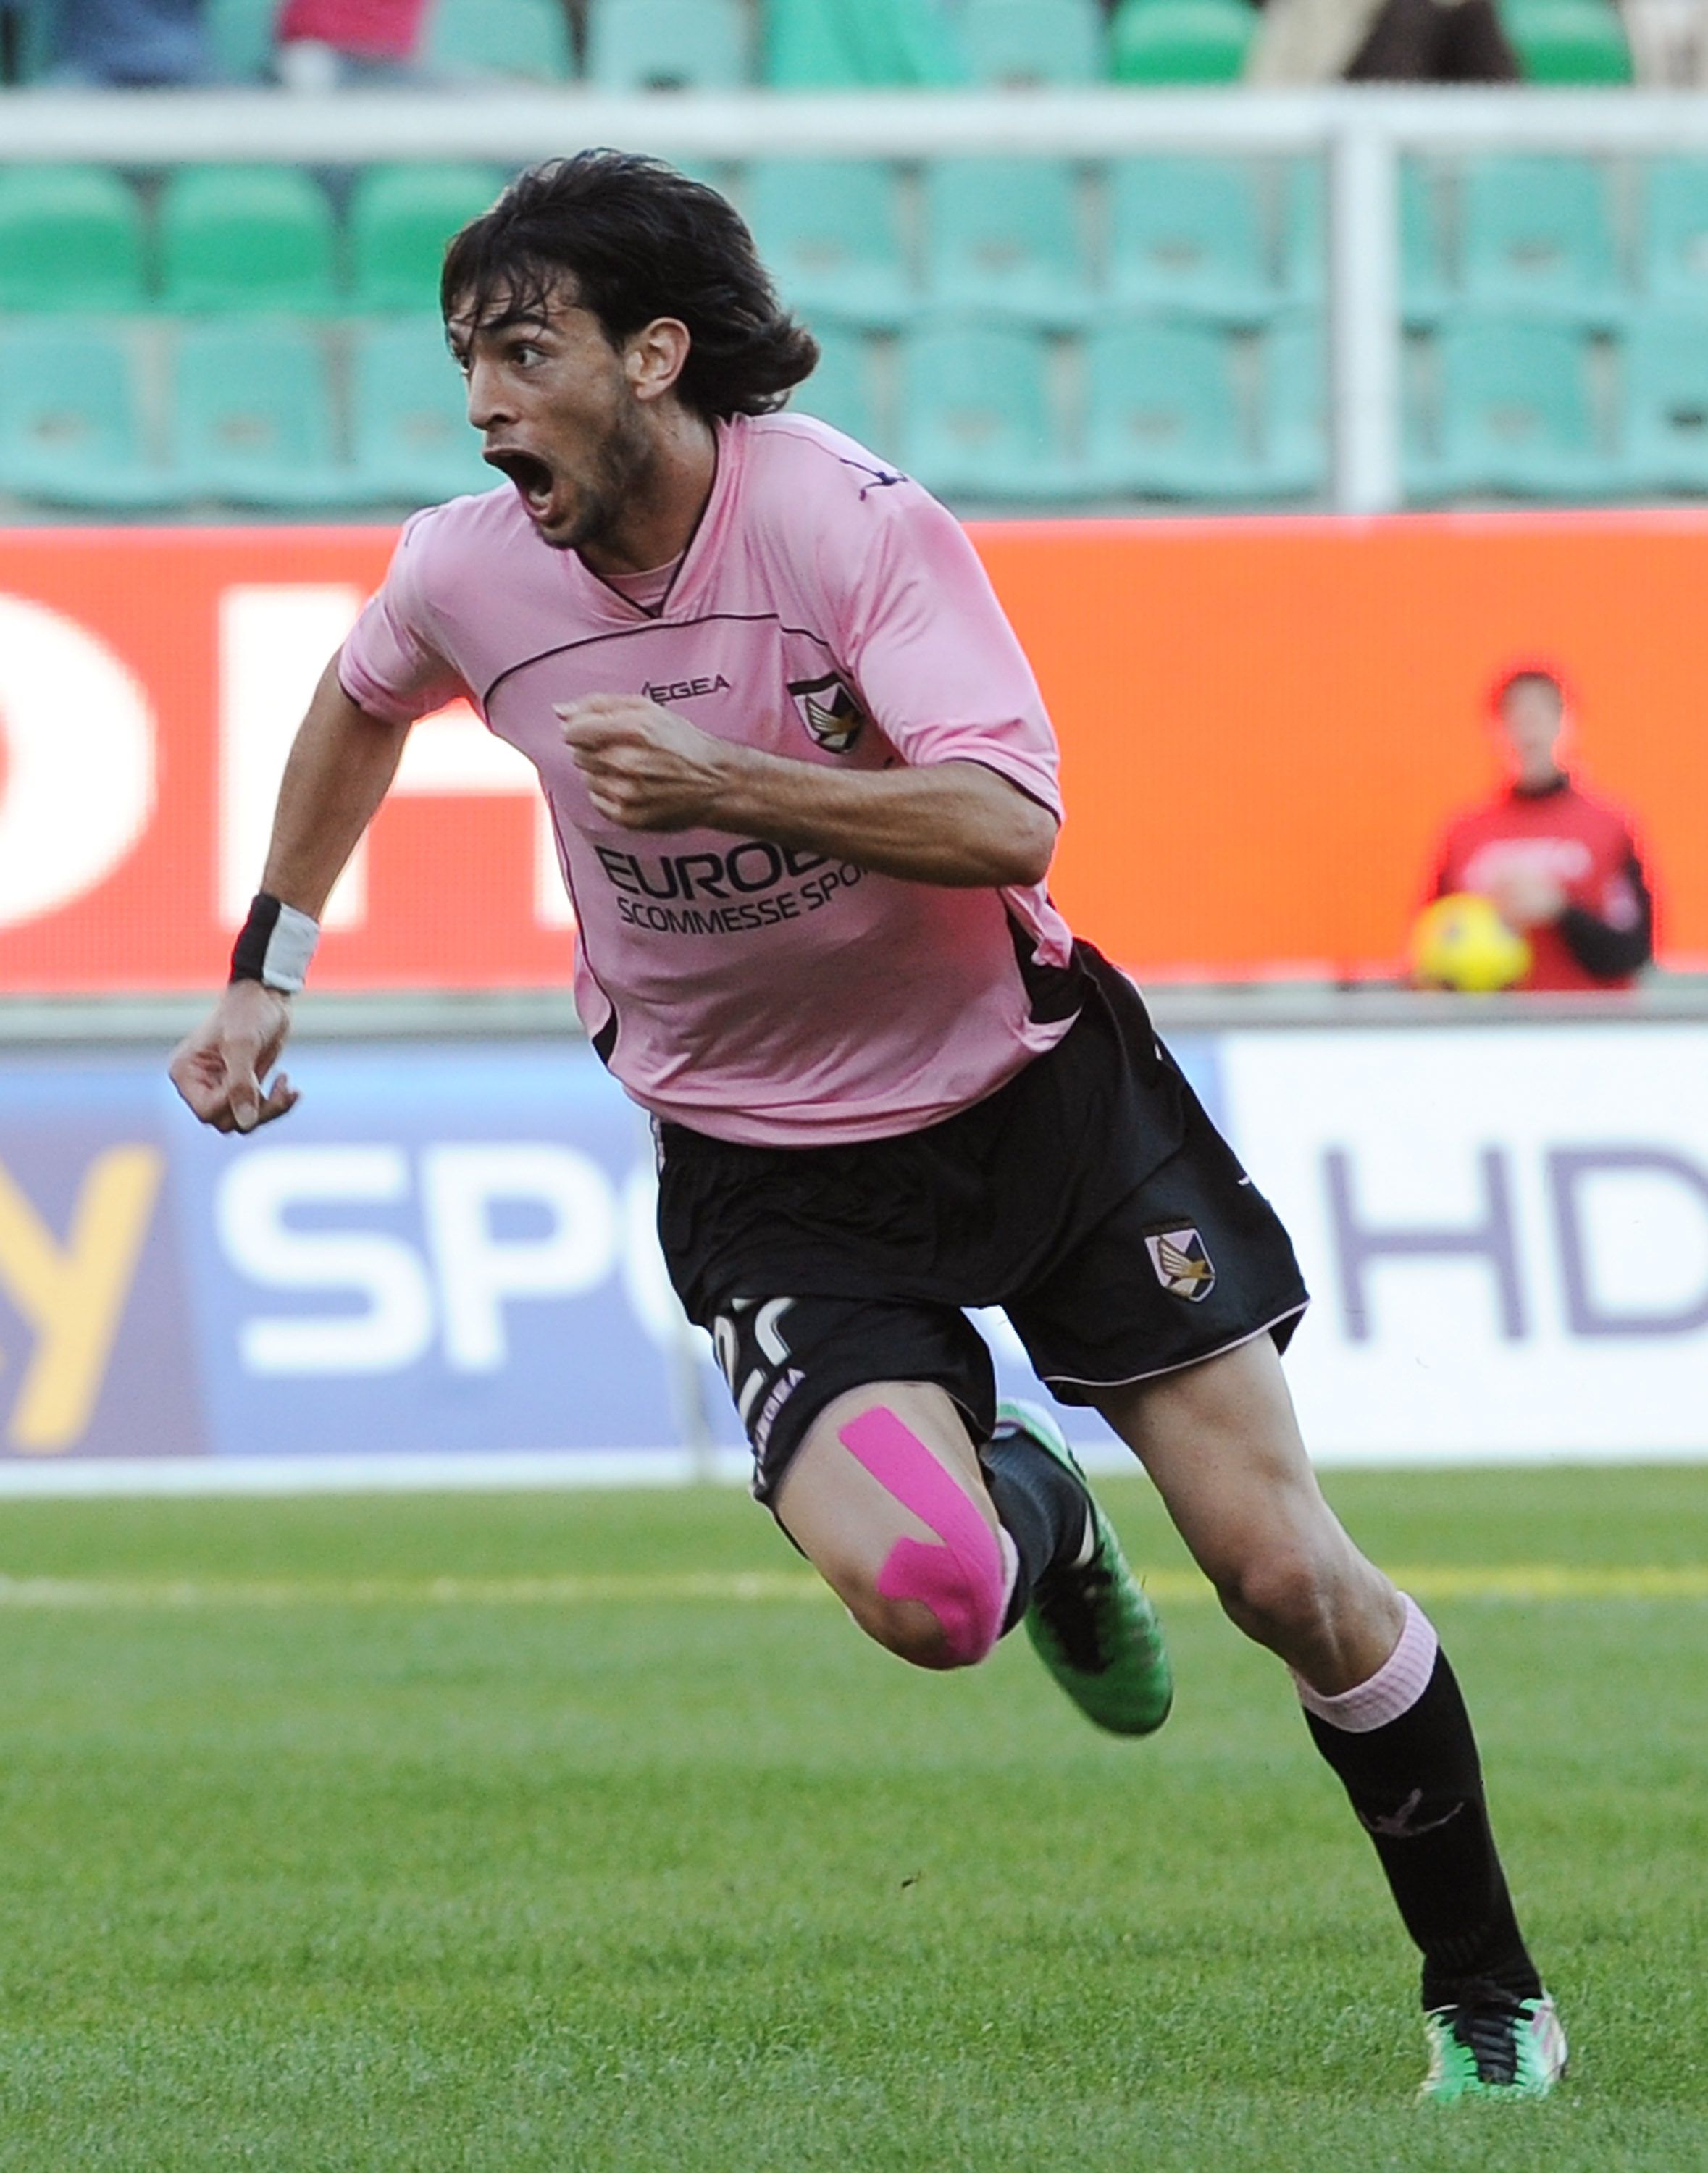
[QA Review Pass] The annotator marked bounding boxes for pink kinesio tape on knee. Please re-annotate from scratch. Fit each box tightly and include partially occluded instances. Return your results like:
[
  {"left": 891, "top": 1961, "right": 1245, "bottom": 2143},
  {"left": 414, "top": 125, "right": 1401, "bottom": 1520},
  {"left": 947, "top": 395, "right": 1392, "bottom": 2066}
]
[
  {"left": 1295, "top": 1593, "right": 1439, "bottom": 1732},
  {"left": 839, "top": 1407, "right": 1006, "bottom": 1667}
]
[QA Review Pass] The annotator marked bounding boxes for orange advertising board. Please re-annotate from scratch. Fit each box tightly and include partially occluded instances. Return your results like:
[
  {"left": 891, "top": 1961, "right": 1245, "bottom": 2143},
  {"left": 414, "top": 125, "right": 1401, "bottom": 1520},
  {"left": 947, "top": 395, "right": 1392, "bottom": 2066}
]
[
  {"left": 1, "top": 512, "right": 1703, "bottom": 994},
  {"left": 981, "top": 510, "right": 1708, "bottom": 980}
]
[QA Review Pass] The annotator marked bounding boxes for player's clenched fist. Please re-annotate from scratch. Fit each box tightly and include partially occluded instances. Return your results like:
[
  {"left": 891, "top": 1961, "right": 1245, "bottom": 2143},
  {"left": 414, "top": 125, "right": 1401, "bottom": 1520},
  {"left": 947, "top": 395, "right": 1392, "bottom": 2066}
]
[
  {"left": 557, "top": 693, "right": 739, "bottom": 833},
  {"left": 169, "top": 980, "right": 300, "bottom": 1134}
]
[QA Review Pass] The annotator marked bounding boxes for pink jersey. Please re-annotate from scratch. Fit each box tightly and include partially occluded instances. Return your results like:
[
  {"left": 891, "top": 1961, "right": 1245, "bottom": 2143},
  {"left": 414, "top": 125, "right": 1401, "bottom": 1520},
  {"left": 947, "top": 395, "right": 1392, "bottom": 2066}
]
[{"left": 340, "top": 411, "right": 1077, "bottom": 1146}]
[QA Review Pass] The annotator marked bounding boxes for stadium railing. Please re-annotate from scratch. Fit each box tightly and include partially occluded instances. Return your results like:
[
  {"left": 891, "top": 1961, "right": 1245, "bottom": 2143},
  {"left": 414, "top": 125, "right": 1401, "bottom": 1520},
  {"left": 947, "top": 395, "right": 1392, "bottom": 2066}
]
[{"left": 7, "top": 84, "right": 1708, "bottom": 510}]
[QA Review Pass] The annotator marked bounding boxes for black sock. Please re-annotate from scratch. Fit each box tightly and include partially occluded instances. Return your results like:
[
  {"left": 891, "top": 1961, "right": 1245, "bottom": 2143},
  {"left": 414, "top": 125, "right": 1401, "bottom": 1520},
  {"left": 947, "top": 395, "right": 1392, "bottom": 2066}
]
[
  {"left": 979, "top": 1423, "right": 1089, "bottom": 1636},
  {"left": 1305, "top": 1648, "right": 1542, "bottom": 2010}
]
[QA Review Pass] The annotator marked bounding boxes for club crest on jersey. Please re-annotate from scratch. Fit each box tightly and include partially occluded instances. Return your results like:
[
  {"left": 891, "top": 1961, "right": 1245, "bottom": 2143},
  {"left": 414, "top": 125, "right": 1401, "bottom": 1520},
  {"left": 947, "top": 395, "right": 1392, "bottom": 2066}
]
[
  {"left": 1144, "top": 1227, "right": 1215, "bottom": 1302},
  {"left": 788, "top": 671, "right": 866, "bottom": 754}
]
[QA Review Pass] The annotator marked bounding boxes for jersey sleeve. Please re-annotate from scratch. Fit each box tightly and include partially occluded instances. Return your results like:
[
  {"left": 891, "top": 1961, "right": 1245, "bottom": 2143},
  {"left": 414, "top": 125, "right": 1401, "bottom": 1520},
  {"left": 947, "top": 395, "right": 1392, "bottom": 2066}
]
[
  {"left": 338, "top": 508, "right": 477, "bottom": 727},
  {"left": 820, "top": 481, "right": 1063, "bottom": 818},
  {"left": 1558, "top": 834, "right": 1655, "bottom": 979}
]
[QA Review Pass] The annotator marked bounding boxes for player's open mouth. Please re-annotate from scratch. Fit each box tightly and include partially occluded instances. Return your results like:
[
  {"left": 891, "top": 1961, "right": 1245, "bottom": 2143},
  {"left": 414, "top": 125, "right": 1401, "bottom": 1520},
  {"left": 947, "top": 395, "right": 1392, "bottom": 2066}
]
[{"left": 485, "top": 448, "right": 558, "bottom": 520}]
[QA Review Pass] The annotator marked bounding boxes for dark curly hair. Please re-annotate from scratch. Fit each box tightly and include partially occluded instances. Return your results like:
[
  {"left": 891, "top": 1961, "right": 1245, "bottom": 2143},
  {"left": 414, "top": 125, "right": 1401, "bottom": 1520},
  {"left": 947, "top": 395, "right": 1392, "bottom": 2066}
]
[{"left": 440, "top": 151, "right": 819, "bottom": 422}]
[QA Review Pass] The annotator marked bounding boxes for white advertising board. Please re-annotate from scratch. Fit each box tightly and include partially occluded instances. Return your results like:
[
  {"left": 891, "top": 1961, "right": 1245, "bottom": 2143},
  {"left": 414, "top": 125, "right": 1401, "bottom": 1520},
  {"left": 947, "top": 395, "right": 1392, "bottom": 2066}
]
[{"left": 1220, "top": 1025, "right": 1708, "bottom": 1462}]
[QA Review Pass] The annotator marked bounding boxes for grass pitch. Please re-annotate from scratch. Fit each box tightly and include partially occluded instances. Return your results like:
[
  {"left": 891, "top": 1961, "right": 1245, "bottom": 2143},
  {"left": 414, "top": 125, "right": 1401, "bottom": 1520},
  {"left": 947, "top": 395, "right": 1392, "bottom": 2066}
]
[{"left": 0, "top": 1466, "right": 1702, "bottom": 2172}]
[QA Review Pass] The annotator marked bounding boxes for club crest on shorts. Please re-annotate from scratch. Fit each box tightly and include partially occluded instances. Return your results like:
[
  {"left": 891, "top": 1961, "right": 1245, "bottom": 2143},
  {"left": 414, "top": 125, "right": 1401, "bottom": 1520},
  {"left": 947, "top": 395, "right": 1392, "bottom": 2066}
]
[
  {"left": 1144, "top": 1226, "right": 1215, "bottom": 1302},
  {"left": 787, "top": 671, "right": 866, "bottom": 754}
]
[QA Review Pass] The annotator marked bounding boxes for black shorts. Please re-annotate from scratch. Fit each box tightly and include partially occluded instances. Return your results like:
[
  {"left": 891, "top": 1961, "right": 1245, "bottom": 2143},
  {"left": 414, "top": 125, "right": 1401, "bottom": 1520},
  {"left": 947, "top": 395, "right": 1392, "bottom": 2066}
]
[{"left": 656, "top": 943, "right": 1308, "bottom": 1504}]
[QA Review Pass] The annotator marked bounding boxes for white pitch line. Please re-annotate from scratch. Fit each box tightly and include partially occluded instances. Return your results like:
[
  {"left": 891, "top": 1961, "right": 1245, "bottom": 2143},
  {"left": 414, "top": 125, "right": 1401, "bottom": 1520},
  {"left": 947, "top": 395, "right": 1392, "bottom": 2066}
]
[{"left": 0, "top": 1566, "right": 1703, "bottom": 1609}]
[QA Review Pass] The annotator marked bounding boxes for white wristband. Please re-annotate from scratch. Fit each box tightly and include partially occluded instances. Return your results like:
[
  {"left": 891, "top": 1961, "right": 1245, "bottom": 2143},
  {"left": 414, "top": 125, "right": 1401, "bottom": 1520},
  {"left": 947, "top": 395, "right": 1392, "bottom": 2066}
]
[{"left": 230, "top": 893, "right": 319, "bottom": 993}]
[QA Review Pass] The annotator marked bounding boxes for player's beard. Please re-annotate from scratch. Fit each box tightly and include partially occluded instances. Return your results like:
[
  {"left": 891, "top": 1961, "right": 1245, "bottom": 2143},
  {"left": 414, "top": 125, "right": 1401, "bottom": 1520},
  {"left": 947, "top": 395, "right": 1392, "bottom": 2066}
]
[{"left": 546, "top": 401, "right": 658, "bottom": 557}]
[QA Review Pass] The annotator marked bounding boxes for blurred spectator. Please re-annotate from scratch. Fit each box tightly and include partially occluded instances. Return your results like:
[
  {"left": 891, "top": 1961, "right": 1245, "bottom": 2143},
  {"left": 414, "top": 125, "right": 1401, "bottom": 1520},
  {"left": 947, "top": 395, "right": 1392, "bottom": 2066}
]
[
  {"left": 45, "top": 0, "right": 217, "bottom": 83},
  {"left": 274, "top": 0, "right": 430, "bottom": 85},
  {"left": 1247, "top": 0, "right": 1518, "bottom": 81},
  {"left": 1426, "top": 665, "right": 1656, "bottom": 991}
]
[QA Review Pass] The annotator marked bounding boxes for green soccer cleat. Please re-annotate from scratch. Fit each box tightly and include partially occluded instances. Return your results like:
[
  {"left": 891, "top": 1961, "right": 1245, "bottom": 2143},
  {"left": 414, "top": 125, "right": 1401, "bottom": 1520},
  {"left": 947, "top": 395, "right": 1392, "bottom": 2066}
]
[
  {"left": 992, "top": 1399, "right": 1173, "bottom": 1738},
  {"left": 1419, "top": 1993, "right": 1567, "bottom": 2102}
]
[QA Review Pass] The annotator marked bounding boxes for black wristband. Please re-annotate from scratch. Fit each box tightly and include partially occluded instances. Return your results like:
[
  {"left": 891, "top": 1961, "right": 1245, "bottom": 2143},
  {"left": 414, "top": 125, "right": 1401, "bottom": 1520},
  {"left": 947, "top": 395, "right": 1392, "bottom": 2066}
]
[{"left": 230, "top": 892, "right": 319, "bottom": 993}]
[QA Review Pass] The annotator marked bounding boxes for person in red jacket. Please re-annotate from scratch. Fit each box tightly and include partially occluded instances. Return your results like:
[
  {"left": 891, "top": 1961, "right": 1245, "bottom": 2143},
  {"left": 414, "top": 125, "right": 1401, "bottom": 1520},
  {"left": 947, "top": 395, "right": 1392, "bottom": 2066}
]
[{"left": 1430, "top": 665, "right": 1656, "bottom": 992}]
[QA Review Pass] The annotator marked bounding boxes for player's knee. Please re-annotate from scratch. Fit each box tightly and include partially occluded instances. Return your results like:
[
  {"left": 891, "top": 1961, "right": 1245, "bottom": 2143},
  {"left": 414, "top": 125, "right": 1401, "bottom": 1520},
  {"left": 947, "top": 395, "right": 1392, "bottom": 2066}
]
[
  {"left": 826, "top": 1402, "right": 1010, "bottom": 1670},
  {"left": 846, "top": 1584, "right": 960, "bottom": 1668},
  {"left": 1213, "top": 1546, "right": 1336, "bottom": 1652},
  {"left": 844, "top": 1534, "right": 1007, "bottom": 1672}
]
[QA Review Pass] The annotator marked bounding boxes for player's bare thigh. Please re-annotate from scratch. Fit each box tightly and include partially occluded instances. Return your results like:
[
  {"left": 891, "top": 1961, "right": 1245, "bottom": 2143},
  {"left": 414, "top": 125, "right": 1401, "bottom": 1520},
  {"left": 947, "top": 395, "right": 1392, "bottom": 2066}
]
[
  {"left": 1092, "top": 1335, "right": 1402, "bottom": 1693},
  {"left": 774, "top": 1381, "right": 1008, "bottom": 1672}
]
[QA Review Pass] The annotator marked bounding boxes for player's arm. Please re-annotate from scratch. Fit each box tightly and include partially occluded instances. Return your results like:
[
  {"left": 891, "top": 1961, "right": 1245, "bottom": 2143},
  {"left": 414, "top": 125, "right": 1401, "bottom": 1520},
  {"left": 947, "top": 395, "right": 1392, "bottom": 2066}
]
[
  {"left": 558, "top": 695, "right": 1056, "bottom": 887},
  {"left": 169, "top": 656, "right": 412, "bottom": 1133},
  {"left": 1555, "top": 850, "right": 1655, "bottom": 979}
]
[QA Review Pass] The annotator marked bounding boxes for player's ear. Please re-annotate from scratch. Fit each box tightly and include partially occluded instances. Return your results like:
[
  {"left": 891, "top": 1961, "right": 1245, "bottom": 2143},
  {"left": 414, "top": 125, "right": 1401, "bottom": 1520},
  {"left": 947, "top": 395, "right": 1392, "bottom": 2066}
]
[{"left": 627, "top": 318, "right": 691, "bottom": 403}]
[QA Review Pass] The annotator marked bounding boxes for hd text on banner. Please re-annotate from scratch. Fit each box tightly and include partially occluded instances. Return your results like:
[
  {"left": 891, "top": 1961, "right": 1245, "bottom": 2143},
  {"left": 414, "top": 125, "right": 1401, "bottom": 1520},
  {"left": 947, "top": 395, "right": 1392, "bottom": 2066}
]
[{"left": 1223, "top": 1023, "right": 1708, "bottom": 1460}]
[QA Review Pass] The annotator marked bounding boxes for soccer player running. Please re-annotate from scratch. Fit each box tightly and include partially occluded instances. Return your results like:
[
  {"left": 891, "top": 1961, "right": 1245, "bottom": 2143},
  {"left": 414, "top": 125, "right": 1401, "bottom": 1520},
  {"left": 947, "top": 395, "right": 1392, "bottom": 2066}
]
[{"left": 170, "top": 152, "right": 1562, "bottom": 2101}]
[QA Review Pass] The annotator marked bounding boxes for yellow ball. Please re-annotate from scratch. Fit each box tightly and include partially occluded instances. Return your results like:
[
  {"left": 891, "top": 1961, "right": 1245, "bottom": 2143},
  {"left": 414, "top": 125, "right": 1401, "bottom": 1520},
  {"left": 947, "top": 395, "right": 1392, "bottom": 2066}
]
[{"left": 1410, "top": 892, "right": 1533, "bottom": 993}]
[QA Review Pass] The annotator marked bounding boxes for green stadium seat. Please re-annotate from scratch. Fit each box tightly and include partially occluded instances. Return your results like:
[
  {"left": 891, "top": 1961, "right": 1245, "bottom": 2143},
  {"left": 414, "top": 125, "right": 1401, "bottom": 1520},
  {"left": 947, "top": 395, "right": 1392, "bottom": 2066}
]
[
  {"left": 1639, "top": 159, "right": 1708, "bottom": 311},
  {"left": 206, "top": 0, "right": 275, "bottom": 80},
  {"left": 0, "top": 323, "right": 177, "bottom": 509},
  {"left": 961, "top": 0, "right": 1105, "bottom": 84},
  {"left": 1620, "top": 311, "right": 1708, "bottom": 494},
  {"left": 1410, "top": 313, "right": 1615, "bottom": 501},
  {"left": 786, "top": 325, "right": 884, "bottom": 451},
  {"left": 427, "top": 0, "right": 574, "bottom": 80},
  {"left": 898, "top": 321, "right": 1073, "bottom": 500},
  {"left": 669, "top": 158, "right": 740, "bottom": 196},
  {"left": 922, "top": 159, "right": 1093, "bottom": 330},
  {"left": 350, "top": 164, "right": 508, "bottom": 314},
  {"left": 585, "top": 0, "right": 748, "bottom": 87},
  {"left": 1108, "top": 156, "right": 1274, "bottom": 322},
  {"left": 1110, "top": 0, "right": 1255, "bottom": 83},
  {"left": 169, "top": 320, "right": 355, "bottom": 507},
  {"left": 1500, "top": 0, "right": 1633, "bottom": 79},
  {"left": 1280, "top": 159, "right": 1326, "bottom": 312},
  {"left": 1257, "top": 316, "right": 1327, "bottom": 497},
  {"left": 348, "top": 317, "right": 495, "bottom": 508},
  {"left": 1282, "top": 158, "right": 1453, "bottom": 326},
  {"left": 0, "top": 165, "right": 146, "bottom": 312},
  {"left": 159, "top": 167, "right": 338, "bottom": 314},
  {"left": 1457, "top": 155, "right": 1622, "bottom": 324},
  {"left": 761, "top": 0, "right": 968, "bottom": 85},
  {"left": 746, "top": 159, "right": 913, "bottom": 330},
  {"left": 1399, "top": 160, "right": 1457, "bottom": 327},
  {"left": 1081, "top": 317, "right": 1254, "bottom": 498}
]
